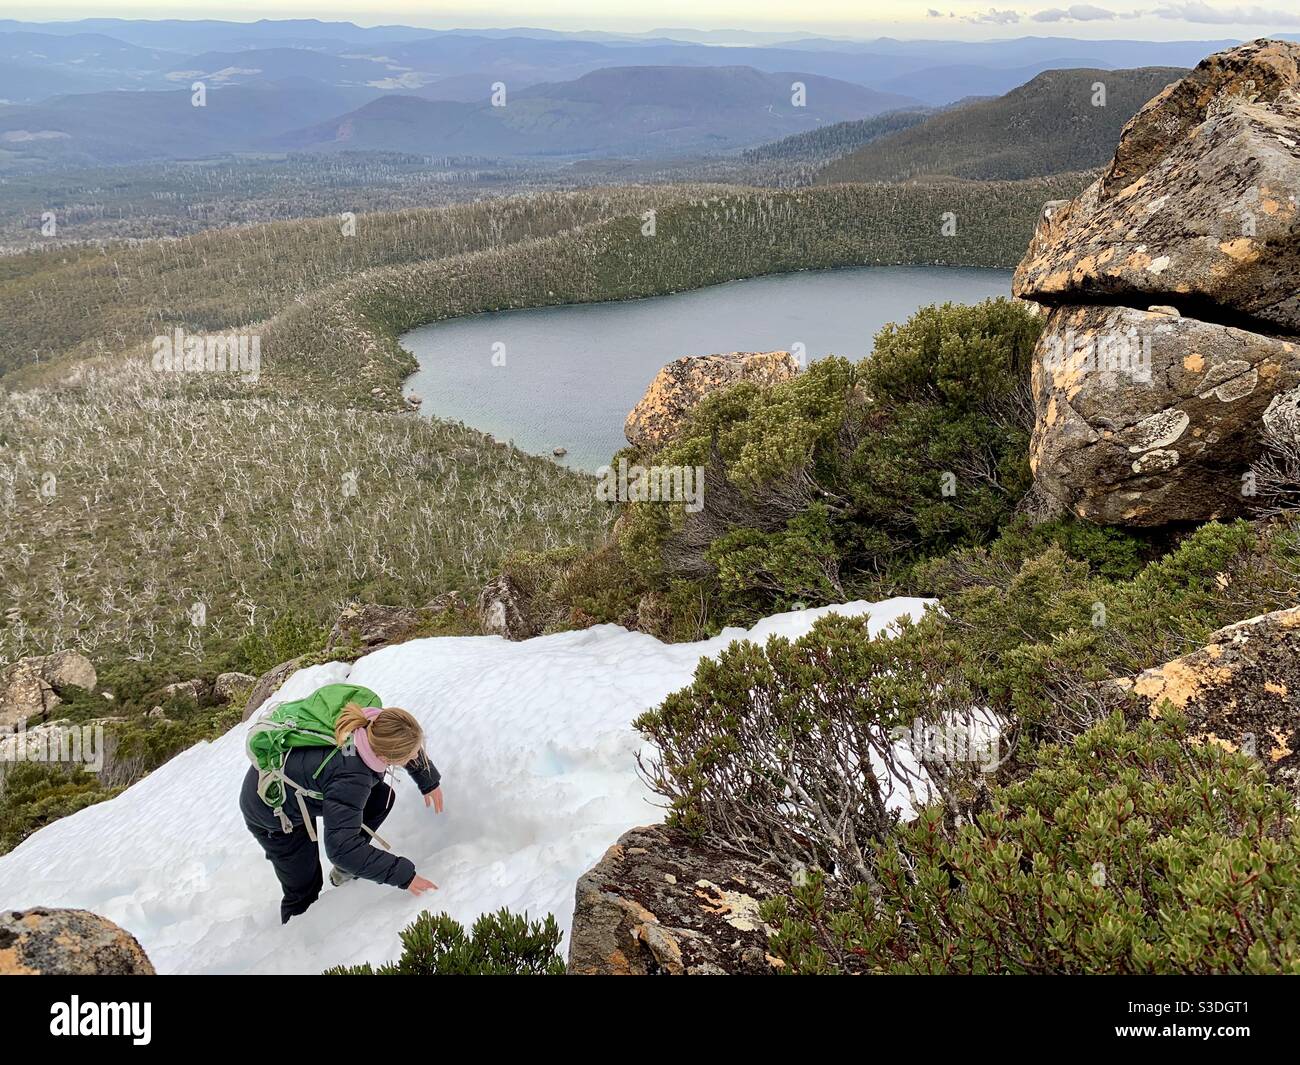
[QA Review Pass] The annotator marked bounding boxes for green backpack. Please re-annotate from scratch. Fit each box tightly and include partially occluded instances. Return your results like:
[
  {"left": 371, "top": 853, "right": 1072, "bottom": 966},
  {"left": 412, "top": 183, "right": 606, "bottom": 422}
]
[{"left": 246, "top": 682, "right": 386, "bottom": 844}]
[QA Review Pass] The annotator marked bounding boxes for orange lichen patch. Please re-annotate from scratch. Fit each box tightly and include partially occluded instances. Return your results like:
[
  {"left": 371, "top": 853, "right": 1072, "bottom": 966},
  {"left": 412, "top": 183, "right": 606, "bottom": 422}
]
[
  {"left": 0, "top": 948, "right": 38, "bottom": 976},
  {"left": 1044, "top": 394, "right": 1059, "bottom": 428},
  {"left": 1183, "top": 353, "right": 1206, "bottom": 373},
  {"left": 1259, "top": 361, "right": 1281, "bottom": 381},
  {"left": 1116, "top": 176, "right": 1149, "bottom": 201},
  {"left": 694, "top": 880, "right": 767, "bottom": 933},
  {"left": 1267, "top": 728, "right": 1294, "bottom": 763},
  {"left": 1265, "top": 681, "right": 1289, "bottom": 697},
  {"left": 1190, "top": 732, "right": 1239, "bottom": 753},
  {"left": 1125, "top": 249, "right": 1154, "bottom": 271},
  {"left": 1218, "top": 238, "right": 1261, "bottom": 262},
  {"left": 1135, "top": 657, "right": 1235, "bottom": 712}
]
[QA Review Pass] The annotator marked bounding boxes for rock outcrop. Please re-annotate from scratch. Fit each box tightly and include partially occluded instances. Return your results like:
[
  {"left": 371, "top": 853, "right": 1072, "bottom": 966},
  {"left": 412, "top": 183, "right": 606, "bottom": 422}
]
[
  {"left": 567, "top": 824, "right": 789, "bottom": 975},
  {"left": 0, "top": 651, "right": 97, "bottom": 730},
  {"left": 1113, "top": 605, "right": 1300, "bottom": 794},
  {"left": 0, "top": 908, "right": 154, "bottom": 975},
  {"left": 242, "top": 655, "right": 308, "bottom": 721},
  {"left": 327, "top": 603, "right": 426, "bottom": 653},
  {"left": 214, "top": 671, "right": 256, "bottom": 703},
  {"left": 624, "top": 351, "right": 799, "bottom": 452},
  {"left": 477, "top": 573, "right": 535, "bottom": 641},
  {"left": 1015, "top": 40, "right": 1300, "bottom": 525}
]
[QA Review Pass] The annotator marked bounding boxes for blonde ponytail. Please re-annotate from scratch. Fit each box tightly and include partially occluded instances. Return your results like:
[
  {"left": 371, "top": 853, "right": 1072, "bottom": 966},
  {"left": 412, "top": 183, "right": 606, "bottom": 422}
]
[
  {"left": 334, "top": 702, "right": 371, "bottom": 746},
  {"left": 335, "top": 701, "right": 424, "bottom": 764}
]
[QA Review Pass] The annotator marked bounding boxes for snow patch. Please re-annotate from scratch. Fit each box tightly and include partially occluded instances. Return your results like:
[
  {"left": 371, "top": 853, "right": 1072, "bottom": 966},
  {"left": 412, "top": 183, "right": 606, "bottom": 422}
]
[{"left": 0, "top": 597, "right": 932, "bottom": 974}]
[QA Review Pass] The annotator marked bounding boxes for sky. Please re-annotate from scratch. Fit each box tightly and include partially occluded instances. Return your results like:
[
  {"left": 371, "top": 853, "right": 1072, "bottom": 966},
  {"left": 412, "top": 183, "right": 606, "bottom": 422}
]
[{"left": 5, "top": 1, "right": 1300, "bottom": 40}]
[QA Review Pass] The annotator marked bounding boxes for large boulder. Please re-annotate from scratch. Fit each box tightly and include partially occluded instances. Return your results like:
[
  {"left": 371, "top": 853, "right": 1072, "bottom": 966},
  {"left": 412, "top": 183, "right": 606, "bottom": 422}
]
[
  {"left": 1014, "top": 40, "right": 1300, "bottom": 525},
  {"left": 1031, "top": 304, "right": 1300, "bottom": 524},
  {"left": 0, "top": 651, "right": 97, "bottom": 730},
  {"left": 624, "top": 351, "right": 799, "bottom": 452},
  {"left": 241, "top": 654, "right": 308, "bottom": 721},
  {"left": 214, "top": 671, "right": 256, "bottom": 703},
  {"left": 0, "top": 908, "right": 154, "bottom": 975},
  {"left": 327, "top": 603, "right": 425, "bottom": 653},
  {"left": 1112, "top": 605, "right": 1300, "bottom": 795},
  {"left": 567, "top": 824, "right": 789, "bottom": 975},
  {"left": 477, "top": 573, "right": 534, "bottom": 640}
]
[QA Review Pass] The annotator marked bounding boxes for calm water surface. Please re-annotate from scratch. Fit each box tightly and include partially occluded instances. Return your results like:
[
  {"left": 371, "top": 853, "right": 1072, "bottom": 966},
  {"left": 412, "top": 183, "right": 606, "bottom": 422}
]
[{"left": 402, "top": 266, "right": 1013, "bottom": 471}]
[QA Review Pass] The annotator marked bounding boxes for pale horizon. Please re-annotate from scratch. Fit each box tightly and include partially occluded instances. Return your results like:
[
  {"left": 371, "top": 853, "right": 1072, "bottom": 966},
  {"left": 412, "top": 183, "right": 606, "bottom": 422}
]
[{"left": 2, "top": 2, "right": 1299, "bottom": 43}]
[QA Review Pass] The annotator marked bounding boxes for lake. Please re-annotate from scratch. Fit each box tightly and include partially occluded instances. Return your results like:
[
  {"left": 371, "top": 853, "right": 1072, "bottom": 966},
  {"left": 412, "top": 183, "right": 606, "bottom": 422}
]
[{"left": 401, "top": 266, "right": 1013, "bottom": 471}]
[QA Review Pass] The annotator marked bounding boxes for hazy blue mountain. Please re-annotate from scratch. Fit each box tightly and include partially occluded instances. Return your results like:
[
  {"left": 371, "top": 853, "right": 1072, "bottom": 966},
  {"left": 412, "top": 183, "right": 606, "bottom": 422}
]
[
  {"left": 818, "top": 65, "right": 1185, "bottom": 183},
  {"left": 0, "top": 81, "right": 382, "bottom": 167},
  {"left": 0, "top": 21, "right": 1250, "bottom": 110},
  {"left": 271, "top": 66, "right": 920, "bottom": 159}
]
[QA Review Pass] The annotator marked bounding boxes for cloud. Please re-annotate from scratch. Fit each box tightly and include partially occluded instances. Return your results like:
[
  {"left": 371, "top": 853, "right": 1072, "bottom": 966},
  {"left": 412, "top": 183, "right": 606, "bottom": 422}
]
[
  {"left": 1032, "top": 4, "right": 1119, "bottom": 20},
  {"left": 926, "top": 7, "right": 944, "bottom": 14},
  {"left": 1153, "top": 1, "right": 1300, "bottom": 24},
  {"left": 962, "top": 6, "right": 1023, "bottom": 22}
]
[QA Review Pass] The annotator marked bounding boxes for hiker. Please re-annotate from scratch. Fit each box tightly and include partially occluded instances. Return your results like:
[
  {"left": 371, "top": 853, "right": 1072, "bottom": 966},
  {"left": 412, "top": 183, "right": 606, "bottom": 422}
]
[{"left": 241, "top": 683, "right": 444, "bottom": 923}]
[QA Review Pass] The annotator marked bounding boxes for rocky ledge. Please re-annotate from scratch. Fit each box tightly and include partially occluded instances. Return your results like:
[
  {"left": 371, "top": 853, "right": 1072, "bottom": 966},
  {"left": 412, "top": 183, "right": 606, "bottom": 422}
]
[
  {"left": 566, "top": 824, "right": 789, "bottom": 975},
  {"left": 0, "top": 908, "right": 154, "bottom": 975},
  {"left": 1015, "top": 39, "right": 1300, "bottom": 525},
  {"left": 624, "top": 351, "right": 800, "bottom": 452}
]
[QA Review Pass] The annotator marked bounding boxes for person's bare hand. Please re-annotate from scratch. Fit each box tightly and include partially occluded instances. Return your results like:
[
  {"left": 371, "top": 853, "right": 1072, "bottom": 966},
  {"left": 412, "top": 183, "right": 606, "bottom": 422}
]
[
  {"left": 424, "top": 786, "right": 444, "bottom": 813},
  {"left": 408, "top": 875, "right": 438, "bottom": 896}
]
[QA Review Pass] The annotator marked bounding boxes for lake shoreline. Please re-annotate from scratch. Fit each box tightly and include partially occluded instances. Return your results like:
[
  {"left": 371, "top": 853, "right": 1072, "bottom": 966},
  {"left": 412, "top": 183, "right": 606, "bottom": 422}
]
[{"left": 400, "top": 265, "right": 1014, "bottom": 472}]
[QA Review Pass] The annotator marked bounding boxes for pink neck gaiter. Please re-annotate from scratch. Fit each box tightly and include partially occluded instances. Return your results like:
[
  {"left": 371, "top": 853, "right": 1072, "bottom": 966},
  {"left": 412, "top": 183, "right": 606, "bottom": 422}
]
[{"left": 352, "top": 706, "right": 387, "bottom": 773}]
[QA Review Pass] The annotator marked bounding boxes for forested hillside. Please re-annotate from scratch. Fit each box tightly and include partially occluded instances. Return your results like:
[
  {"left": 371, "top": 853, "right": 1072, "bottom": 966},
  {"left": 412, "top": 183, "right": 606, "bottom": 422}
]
[{"left": 818, "top": 66, "right": 1185, "bottom": 183}]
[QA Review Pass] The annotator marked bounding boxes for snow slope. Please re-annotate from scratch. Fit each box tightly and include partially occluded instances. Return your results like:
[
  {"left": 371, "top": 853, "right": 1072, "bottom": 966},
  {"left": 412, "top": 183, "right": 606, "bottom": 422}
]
[{"left": 0, "top": 598, "right": 931, "bottom": 974}]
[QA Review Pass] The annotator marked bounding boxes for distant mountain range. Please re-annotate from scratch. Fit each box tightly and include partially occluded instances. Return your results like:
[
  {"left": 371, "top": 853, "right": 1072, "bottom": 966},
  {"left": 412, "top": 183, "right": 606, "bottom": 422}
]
[
  {"left": 0, "top": 65, "right": 913, "bottom": 167},
  {"left": 271, "top": 67, "right": 916, "bottom": 158},
  {"left": 0, "top": 18, "right": 1284, "bottom": 173},
  {"left": 0, "top": 18, "right": 1268, "bottom": 107},
  {"left": 817, "top": 66, "right": 1187, "bottom": 184}
]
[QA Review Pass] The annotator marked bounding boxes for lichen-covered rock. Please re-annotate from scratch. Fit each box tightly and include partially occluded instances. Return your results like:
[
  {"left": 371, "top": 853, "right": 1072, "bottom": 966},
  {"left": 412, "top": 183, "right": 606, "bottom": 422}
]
[
  {"left": 624, "top": 351, "right": 799, "bottom": 451},
  {"left": 567, "top": 824, "right": 789, "bottom": 975},
  {"left": 0, "top": 651, "right": 97, "bottom": 730},
  {"left": 327, "top": 603, "right": 425, "bottom": 653},
  {"left": 1015, "top": 87, "right": 1300, "bottom": 332},
  {"left": 214, "top": 671, "right": 256, "bottom": 703},
  {"left": 1101, "top": 38, "right": 1300, "bottom": 199},
  {"left": 242, "top": 654, "right": 308, "bottom": 721},
  {"left": 477, "top": 573, "right": 534, "bottom": 641},
  {"left": 1112, "top": 605, "right": 1300, "bottom": 794},
  {"left": 0, "top": 908, "right": 154, "bottom": 975},
  {"left": 1015, "top": 40, "right": 1300, "bottom": 525},
  {"left": 1031, "top": 304, "right": 1300, "bottom": 524},
  {"left": 40, "top": 650, "right": 98, "bottom": 694}
]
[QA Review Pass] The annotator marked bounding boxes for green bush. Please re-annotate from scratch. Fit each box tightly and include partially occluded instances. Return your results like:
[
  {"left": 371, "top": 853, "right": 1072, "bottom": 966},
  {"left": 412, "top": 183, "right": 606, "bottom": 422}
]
[
  {"left": 618, "top": 299, "right": 1042, "bottom": 631},
  {"left": 0, "top": 763, "right": 122, "bottom": 855},
  {"left": 324, "top": 908, "right": 566, "bottom": 975},
  {"left": 934, "top": 518, "right": 1297, "bottom": 741},
  {"left": 233, "top": 610, "right": 328, "bottom": 677},
  {"left": 762, "top": 713, "right": 1300, "bottom": 974},
  {"left": 635, "top": 610, "right": 989, "bottom": 881}
]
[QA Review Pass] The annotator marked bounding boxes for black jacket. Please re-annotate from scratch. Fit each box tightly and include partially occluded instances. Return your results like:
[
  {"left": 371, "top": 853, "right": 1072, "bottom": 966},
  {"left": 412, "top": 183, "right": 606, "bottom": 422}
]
[{"left": 241, "top": 744, "right": 440, "bottom": 890}]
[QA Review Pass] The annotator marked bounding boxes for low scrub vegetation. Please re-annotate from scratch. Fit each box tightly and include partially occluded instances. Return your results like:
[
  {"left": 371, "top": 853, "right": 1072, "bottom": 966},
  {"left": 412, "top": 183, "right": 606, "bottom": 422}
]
[
  {"left": 324, "top": 908, "right": 566, "bottom": 976},
  {"left": 763, "top": 713, "right": 1300, "bottom": 975}
]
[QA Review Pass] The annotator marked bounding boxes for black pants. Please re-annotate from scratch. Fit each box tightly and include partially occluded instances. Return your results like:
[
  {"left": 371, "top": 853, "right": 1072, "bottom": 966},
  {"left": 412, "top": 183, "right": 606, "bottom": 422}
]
[{"left": 244, "top": 777, "right": 395, "bottom": 924}]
